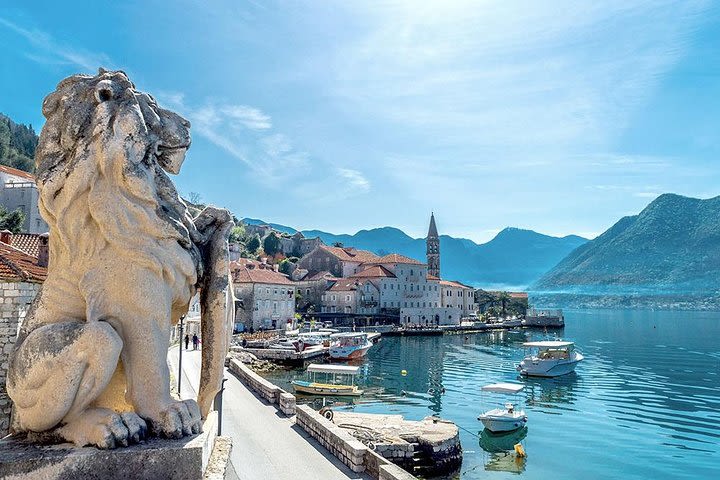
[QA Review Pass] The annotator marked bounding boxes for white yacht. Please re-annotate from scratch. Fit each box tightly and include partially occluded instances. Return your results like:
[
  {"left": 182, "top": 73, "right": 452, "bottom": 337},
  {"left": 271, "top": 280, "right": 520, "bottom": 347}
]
[
  {"left": 477, "top": 383, "right": 528, "bottom": 432},
  {"left": 516, "top": 341, "right": 583, "bottom": 377}
]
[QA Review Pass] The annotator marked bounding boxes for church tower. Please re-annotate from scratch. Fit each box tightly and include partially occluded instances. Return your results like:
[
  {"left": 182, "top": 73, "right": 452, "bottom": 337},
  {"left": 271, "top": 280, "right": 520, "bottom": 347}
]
[{"left": 427, "top": 212, "right": 440, "bottom": 278}]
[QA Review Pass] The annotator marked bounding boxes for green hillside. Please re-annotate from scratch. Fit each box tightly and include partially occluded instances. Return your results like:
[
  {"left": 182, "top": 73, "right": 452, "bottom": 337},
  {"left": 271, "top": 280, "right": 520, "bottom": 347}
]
[{"left": 0, "top": 112, "right": 37, "bottom": 173}]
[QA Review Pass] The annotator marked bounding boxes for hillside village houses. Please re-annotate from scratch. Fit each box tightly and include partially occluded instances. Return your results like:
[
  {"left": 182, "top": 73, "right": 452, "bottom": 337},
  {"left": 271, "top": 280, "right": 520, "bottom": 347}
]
[{"left": 230, "top": 213, "right": 477, "bottom": 330}]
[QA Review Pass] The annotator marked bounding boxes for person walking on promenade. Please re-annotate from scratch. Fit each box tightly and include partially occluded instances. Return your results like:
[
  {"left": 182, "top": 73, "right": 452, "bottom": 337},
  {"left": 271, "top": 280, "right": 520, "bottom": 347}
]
[
  {"left": 184, "top": 334, "right": 190, "bottom": 350},
  {"left": 192, "top": 333, "right": 199, "bottom": 350}
]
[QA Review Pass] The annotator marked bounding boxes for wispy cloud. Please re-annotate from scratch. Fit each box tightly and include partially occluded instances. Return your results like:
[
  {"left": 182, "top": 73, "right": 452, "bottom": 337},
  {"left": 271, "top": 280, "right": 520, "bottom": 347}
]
[
  {"left": 337, "top": 168, "right": 371, "bottom": 193},
  {"left": 158, "top": 92, "right": 368, "bottom": 197},
  {"left": 0, "top": 17, "right": 111, "bottom": 71}
]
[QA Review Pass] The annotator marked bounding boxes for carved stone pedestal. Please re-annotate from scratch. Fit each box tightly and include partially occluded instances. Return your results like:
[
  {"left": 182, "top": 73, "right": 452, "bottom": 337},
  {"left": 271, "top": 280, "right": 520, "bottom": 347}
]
[{"left": 0, "top": 413, "right": 219, "bottom": 480}]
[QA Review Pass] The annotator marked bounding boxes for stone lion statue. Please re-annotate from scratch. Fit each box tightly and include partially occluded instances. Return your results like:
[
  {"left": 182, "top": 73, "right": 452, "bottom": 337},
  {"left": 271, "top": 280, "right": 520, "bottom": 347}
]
[{"left": 6, "top": 69, "right": 234, "bottom": 448}]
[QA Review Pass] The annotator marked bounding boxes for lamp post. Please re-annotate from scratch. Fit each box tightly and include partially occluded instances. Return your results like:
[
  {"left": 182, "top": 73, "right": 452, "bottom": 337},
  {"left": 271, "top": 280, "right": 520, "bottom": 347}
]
[{"left": 178, "top": 315, "right": 185, "bottom": 396}]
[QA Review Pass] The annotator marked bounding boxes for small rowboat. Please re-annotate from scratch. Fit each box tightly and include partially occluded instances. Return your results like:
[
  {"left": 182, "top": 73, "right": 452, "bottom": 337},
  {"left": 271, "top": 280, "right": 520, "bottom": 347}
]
[{"left": 291, "top": 364, "right": 364, "bottom": 396}]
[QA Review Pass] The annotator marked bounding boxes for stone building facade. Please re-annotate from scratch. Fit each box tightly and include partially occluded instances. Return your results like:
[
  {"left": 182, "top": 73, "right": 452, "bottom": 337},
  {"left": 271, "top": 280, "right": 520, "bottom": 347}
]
[
  {"left": 0, "top": 240, "right": 47, "bottom": 435},
  {"left": 278, "top": 232, "right": 322, "bottom": 257},
  {"left": 233, "top": 265, "right": 296, "bottom": 332}
]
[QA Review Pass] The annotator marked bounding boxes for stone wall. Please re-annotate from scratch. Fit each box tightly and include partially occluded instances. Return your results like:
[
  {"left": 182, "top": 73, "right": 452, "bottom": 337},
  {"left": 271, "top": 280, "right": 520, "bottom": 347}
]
[
  {"left": 295, "top": 406, "right": 418, "bottom": 480},
  {"left": 227, "top": 359, "right": 295, "bottom": 415},
  {"left": 0, "top": 281, "right": 41, "bottom": 435}
]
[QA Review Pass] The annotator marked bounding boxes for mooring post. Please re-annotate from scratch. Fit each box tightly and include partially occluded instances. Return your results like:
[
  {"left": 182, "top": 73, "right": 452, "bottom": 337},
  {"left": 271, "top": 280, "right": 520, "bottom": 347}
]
[
  {"left": 215, "top": 378, "right": 228, "bottom": 435},
  {"left": 178, "top": 315, "right": 185, "bottom": 395}
]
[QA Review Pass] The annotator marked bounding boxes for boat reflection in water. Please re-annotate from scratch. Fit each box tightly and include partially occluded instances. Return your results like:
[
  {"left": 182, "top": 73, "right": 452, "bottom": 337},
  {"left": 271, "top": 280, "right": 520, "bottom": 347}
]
[{"left": 480, "top": 427, "right": 528, "bottom": 474}]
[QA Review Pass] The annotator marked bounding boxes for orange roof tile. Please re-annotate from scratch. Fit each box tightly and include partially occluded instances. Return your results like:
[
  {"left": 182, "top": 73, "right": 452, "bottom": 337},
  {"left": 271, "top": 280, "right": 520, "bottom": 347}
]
[
  {"left": 0, "top": 242, "right": 46, "bottom": 283},
  {"left": 0, "top": 165, "right": 35, "bottom": 181},
  {"left": 328, "top": 279, "right": 360, "bottom": 292},
  {"left": 373, "top": 253, "right": 424, "bottom": 265},
  {"left": 232, "top": 266, "right": 293, "bottom": 285},
  {"left": 10, "top": 233, "right": 42, "bottom": 258},
  {"left": 427, "top": 274, "right": 441, "bottom": 281},
  {"left": 350, "top": 265, "right": 396, "bottom": 279},
  {"left": 319, "top": 245, "right": 380, "bottom": 263},
  {"left": 439, "top": 279, "right": 472, "bottom": 289}
]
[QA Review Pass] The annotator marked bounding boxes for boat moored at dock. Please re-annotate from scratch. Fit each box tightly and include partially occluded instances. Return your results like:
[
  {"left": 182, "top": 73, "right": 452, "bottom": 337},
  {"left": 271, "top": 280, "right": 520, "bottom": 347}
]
[
  {"left": 516, "top": 341, "right": 583, "bottom": 377},
  {"left": 291, "top": 363, "right": 364, "bottom": 396},
  {"left": 329, "top": 332, "right": 374, "bottom": 360},
  {"left": 478, "top": 383, "right": 528, "bottom": 433}
]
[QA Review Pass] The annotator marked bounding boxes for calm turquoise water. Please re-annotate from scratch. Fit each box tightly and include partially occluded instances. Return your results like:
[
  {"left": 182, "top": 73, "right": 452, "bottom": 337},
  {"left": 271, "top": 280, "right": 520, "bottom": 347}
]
[{"left": 261, "top": 310, "right": 720, "bottom": 479}]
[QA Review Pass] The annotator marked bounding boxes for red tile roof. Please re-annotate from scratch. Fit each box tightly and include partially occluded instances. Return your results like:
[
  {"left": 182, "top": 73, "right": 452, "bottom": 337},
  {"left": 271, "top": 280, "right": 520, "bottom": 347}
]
[
  {"left": 0, "top": 242, "right": 46, "bottom": 283},
  {"left": 439, "top": 279, "right": 472, "bottom": 289},
  {"left": 350, "top": 265, "right": 396, "bottom": 279},
  {"left": 319, "top": 245, "right": 380, "bottom": 263},
  {"left": 10, "top": 233, "right": 42, "bottom": 258},
  {"left": 232, "top": 266, "right": 293, "bottom": 285},
  {"left": 328, "top": 279, "right": 360, "bottom": 292},
  {"left": 0, "top": 165, "right": 35, "bottom": 181},
  {"left": 427, "top": 274, "right": 441, "bottom": 281},
  {"left": 307, "top": 270, "right": 337, "bottom": 281},
  {"left": 373, "top": 253, "right": 424, "bottom": 265}
]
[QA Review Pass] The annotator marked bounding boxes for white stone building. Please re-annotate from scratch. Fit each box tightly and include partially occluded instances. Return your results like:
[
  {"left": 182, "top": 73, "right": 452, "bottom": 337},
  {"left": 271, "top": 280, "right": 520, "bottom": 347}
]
[
  {"left": 233, "top": 265, "right": 296, "bottom": 332},
  {"left": 440, "top": 280, "right": 478, "bottom": 319},
  {"left": 0, "top": 165, "right": 48, "bottom": 234}
]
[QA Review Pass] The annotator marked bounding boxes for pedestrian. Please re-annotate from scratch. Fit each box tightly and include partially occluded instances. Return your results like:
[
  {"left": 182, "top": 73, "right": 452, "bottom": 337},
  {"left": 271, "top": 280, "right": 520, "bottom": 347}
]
[
  {"left": 192, "top": 333, "right": 199, "bottom": 350},
  {"left": 184, "top": 334, "right": 189, "bottom": 350}
]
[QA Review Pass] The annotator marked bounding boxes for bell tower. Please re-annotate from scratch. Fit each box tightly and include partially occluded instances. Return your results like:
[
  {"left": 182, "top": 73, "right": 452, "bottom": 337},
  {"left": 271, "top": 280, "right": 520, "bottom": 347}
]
[{"left": 427, "top": 212, "right": 440, "bottom": 278}]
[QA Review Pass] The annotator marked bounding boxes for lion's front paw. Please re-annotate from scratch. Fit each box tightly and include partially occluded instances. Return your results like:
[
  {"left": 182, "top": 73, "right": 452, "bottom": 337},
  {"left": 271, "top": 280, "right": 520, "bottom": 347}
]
[
  {"left": 149, "top": 399, "right": 202, "bottom": 439},
  {"left": 58, "top": 408, "right": 148, "bottom": 449}
]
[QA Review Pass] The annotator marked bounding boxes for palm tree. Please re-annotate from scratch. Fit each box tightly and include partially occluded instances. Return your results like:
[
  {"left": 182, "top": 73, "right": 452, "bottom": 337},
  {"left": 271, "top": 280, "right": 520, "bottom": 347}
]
[{"left": 498, "top": 292, "right": 511, "bottom": 318}]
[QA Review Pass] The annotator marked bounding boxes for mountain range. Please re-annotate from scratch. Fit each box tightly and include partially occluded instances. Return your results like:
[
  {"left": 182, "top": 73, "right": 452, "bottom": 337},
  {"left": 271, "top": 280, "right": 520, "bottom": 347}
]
[
  {"left": 534, "top": 194, "right": 720, "bottom": 297},
  {"left": 243, "top": 218, "right": 587, "bottom": 288}
]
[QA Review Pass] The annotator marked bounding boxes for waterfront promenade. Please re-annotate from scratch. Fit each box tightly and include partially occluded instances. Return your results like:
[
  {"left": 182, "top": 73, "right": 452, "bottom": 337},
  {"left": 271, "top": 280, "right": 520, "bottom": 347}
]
[{"left": 167, "top": 347, "right": 370, "bottom": 480}]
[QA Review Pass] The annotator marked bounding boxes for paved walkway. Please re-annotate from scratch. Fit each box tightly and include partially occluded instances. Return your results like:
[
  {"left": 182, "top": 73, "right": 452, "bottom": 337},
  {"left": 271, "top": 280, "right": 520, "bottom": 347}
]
[{"left": 167, "top": 346, "right": 370, "bottom": 480}]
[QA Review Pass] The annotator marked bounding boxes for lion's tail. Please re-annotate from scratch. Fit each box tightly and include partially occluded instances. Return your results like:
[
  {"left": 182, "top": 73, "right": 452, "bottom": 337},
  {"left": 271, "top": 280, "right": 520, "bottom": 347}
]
[{"left": 197, "top": 233, "right": 234, "bottom": 418}]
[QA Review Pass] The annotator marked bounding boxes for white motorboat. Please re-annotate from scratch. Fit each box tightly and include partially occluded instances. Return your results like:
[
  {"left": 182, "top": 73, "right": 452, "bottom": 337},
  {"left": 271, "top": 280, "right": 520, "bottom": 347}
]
[
  {"left": 329, "top": 333, "right": 373, "bottom": 360},
  {"left": 516, "top": 341, "right": 583, "bottom": 377},
  {"left": 293, "top": 331, "right": 333, "bottom": 352},
  {"left": 478, "top": 383, "right": 528, "bottom": 433}
]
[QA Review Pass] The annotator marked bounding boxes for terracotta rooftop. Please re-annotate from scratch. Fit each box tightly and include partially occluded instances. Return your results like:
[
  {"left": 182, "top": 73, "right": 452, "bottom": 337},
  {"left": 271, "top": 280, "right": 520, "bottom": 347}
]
[
  {"left": 328, "top": 279, "right": 360, "bottom": 292},
  {"left": 427, "top": 274, "right": 441, "bottom": 281},
  {"left": 307, "top": 270, "right": 337, "bottom": 281},
  {"left": 319, "top": 245, "right": 380, "bottom": 263},
  {"left": 373, "top": 253, "right": 424, "bottom": 265},
  {"left": 232, "top": 266, "right": 293, "bottom": 285},
  {"left": 439, "top": 279, "right": 472, "bottom": 289},
  {"left": 10, "top": 233, "right": 42, "bottom": 258},
  {"left": 0, "top": 241, "right": 47, "bottom": 283},
  {"left": 351, "top": 265, "right": 396, "bottom": 279},
  {"left": 0, "top": 165, "right": 35, "bottom": 181}
]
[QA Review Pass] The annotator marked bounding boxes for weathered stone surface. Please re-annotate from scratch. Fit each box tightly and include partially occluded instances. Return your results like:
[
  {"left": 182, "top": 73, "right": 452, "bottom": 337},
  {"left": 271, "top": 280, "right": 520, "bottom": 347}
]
[
  {"left": 5, "top": 69, "right": 234, "bottom": 449},
  {"left": 0, "top": 412, "right": 219, "bottom": 480}
]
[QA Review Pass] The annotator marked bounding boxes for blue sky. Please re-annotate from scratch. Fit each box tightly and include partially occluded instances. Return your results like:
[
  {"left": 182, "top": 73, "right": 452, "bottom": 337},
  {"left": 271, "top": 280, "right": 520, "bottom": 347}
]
[{"left": 1, "top": 1, "right": 719, "bottom": 242}]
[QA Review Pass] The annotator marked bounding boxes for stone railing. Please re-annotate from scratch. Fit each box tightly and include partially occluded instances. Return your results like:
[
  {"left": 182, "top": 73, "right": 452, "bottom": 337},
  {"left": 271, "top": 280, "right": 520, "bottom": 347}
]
[
  {"left": 227, "top": 359, "right": 296, "bottom": 415},
  {"left": 295, "top": 406, "right": 417, "bottom": 480}
]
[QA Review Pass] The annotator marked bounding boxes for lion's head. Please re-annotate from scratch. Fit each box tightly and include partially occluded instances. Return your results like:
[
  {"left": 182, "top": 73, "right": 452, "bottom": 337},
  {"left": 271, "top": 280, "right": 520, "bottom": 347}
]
[{"left": 36, "top": 69, "right": 200, "bottom": 286}]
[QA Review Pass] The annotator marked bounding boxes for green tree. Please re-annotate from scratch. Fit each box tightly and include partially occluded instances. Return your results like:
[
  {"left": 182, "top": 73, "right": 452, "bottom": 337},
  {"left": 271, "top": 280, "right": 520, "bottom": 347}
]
[
  {"left": 246, "top": 235, "right": 260, "bottom": 254},
  {"left": 263, "top": 232, "right": 281, "bottom": 256},
  {"left": 278, "top": 258, "right": 293, "bottom": 275},
  {"left": 229, "top": 224, "right": 246, "bottom": 243},
  {"left": 0, "top": 206, "right": 25, "bottom": 233}
]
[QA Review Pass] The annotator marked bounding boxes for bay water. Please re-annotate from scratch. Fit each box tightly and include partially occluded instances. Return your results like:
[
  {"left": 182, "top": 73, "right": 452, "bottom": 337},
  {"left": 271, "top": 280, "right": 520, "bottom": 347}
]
[{"left": 260, "top": 310, "right": 720, "bottom": 479}]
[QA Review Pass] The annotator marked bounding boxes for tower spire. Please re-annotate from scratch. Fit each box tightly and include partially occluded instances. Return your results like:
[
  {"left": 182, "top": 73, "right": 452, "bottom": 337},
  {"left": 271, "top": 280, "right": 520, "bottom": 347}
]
[{"left": 426, "top": 212, "right": 440, "bottom": 278}]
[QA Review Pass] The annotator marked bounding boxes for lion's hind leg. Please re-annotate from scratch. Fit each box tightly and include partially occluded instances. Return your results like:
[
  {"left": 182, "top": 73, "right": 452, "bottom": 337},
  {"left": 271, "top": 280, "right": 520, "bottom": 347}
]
[{"left": 7, "top": 320, "right": 141, "bottom": 447}]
